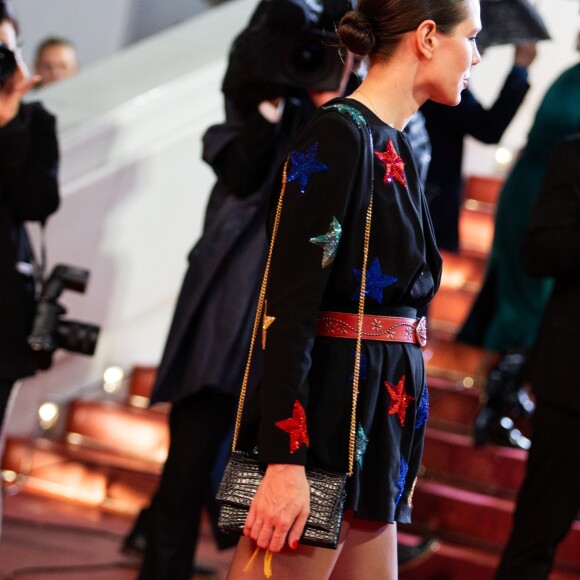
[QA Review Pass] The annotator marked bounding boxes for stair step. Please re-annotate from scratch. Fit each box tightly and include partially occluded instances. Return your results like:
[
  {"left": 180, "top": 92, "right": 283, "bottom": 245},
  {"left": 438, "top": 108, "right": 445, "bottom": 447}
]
[
  {"left": 422, "top": 428, "right": 526, "bottom": 497},
  {"left": 398, "top": 534, "right": 580, "bottom": 580},
  {"left": 399, "top": 534, "right": 499, "bottom": 580},
  {"left": 428, "top": 285, "right": 477, "bottom": 335},
  {"left": 459, "top": 208, "right": 495, "bottom": 257},
  {"left": 411, "top": 479, "right": 580, "bottom": 568},
  {"left": 2, "top": 437, "right": 159, "bottom": 515},
  {"left": 439, "top": 249, "right": 486, "bottom": 291},
  {"left": 428, "top": 251, "right": 487, "bottom": 335},
  {"left": 127, "top": 365, "right": 158, "bottom": 407},
  {"left": 463, "top": 174, "right": 503, "bottom": 207},
  {"left": 425, "top": 337, "right": 489, "bottom": 387},
  {"left": 2, "top": 437, "right": 108, "bottom": 507},
  {"left": 426, "top": 376, "right": 481, "bottom": 433},
  {"left": 66, "top": 400, "right": 169, "bottom": 465}
]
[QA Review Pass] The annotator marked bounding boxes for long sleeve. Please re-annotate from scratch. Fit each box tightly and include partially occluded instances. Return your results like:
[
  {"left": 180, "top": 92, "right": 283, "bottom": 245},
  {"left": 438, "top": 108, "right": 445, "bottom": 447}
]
[
  {"left": 521, "top": 138, "right": 580, "bottom": 278},
  {"left": 257, "top": 109, "right": 363, "bottom": 466},
  {"left": 0, "top": 102, "right": 59, "bottom": 222},
  {"left": 202, "top": 98, "right": 314, "bottom": 198},
  {"left": 460, "top": 66, "right": 530, "bottom": 143}
]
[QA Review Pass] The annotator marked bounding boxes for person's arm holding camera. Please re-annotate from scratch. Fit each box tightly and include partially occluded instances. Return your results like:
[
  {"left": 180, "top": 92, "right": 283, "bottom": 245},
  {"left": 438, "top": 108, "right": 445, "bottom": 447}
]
[
  {"left": 0, "top": 56, "right": 38, "bottom": 127},
  {"left": 0, "top": 63, "right": 59, "bottom": 222},
  {"left": 202, "top": 94, "right": 291, "bottom": 199}
]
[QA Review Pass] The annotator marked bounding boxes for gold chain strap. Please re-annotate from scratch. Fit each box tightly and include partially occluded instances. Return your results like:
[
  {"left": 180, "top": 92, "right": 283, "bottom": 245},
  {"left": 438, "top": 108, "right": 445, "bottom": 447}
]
[
  {"left": 231, "top": 159, "right": 289, "bottom": 451},
  {"left": 231, "top": 116, "right": 374, "bottom": 479},
  {"left": 348, "top": 194, "right": 372, "bottom": 475}
]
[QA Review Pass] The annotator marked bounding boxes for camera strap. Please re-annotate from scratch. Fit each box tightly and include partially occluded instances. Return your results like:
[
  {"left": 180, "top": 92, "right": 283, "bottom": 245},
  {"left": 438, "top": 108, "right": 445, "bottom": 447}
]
[{"left": 17, "top": 221, "right": 48, "bottom": 300}]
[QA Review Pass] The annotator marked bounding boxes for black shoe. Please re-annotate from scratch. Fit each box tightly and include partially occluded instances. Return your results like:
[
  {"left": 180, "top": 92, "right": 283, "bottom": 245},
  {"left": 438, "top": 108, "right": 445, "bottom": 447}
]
[
  {"left": 191, "top": 564, "right": 217, "bottom": 577},
  {"left": 398, "top": 538, "right": 440, "bottom": 572},
  {"left": 474, "top": 410, "right": 531, "bottom": 450},
  {"left": 120, "top": 512, "right": 217, "bottom": 577}
]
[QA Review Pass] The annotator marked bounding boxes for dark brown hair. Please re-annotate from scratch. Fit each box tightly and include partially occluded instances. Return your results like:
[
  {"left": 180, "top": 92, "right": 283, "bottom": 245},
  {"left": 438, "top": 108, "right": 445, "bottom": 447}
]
[
  {"left": 0, "top": 0, "right": 19, "bottom": 36},
  {"left": 338, "top": 0, "right": 468, "bottom": 61}
]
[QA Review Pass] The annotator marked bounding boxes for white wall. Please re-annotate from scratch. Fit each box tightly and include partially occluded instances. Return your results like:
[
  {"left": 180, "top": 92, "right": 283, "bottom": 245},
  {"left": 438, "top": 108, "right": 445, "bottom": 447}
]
[
  {"left": 15, "top": 0, "right": 218, "bottom": 69},
  {"left": 463, "top": 0, "right": 580, "bottom": 176},
  {"left": 6, "top": 0, "right": 579, "bottom": 437}
]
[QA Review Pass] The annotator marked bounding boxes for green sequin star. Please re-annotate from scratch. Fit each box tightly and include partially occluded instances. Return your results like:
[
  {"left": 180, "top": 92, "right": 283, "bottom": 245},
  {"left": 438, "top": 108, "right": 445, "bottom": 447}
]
[
  {"left": 323, "top": 103, "right": 368, "bottom": 129},
  {"left": 310, "top": 216, "right": 342, "bottom": 268},
  {"left": 355, "top": 422, "right": 369, "bottom": 470}
]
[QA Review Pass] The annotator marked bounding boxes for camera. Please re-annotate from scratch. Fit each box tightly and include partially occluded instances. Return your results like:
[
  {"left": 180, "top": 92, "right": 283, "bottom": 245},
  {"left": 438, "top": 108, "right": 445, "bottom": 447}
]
[
  {"left": 28, "top": 264, "right": 100, "bottom": 368},
  {"left": 0, "top": 42, "right": 16, "bottom": 86},
  {"left": 222, "top": 0, "right": 355, "bottom": 104}
]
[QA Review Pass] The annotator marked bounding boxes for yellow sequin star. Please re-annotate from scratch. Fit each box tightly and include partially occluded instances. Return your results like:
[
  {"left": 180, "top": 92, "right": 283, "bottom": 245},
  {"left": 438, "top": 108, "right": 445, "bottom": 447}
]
[{"left": 262, "top": 301, "right": 276, "bottom": 349}]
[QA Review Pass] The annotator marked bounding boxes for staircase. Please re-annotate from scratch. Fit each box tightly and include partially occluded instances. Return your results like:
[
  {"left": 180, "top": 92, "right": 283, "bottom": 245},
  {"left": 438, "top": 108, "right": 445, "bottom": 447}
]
[{"left": 3, "top": 174, "right": 580, "bottom": 579}]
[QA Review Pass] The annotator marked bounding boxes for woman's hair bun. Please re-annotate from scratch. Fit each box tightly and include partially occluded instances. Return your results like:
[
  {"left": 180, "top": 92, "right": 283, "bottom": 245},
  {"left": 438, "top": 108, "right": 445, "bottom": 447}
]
[{"left": 338, "top": 10, "right": 376, "bottom": 57}]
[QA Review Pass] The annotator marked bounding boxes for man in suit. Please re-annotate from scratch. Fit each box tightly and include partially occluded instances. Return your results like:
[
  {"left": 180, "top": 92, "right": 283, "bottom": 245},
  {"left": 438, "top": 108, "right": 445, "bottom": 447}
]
[{"left": 495, "top": 133, "right": 580, "bottom": 579}]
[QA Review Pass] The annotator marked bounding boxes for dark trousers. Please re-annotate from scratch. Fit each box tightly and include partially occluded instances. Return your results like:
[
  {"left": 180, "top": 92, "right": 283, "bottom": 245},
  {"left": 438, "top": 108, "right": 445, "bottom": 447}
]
[
  {"left": 495, "top": 399, "right": 580, "bottom": 580},
  {"left": 139, "top": 389, "right": 237, "bottom": 580}
]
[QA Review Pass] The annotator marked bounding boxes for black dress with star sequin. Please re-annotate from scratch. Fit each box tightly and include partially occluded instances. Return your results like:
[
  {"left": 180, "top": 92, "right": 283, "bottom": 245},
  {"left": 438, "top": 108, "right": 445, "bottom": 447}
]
[{"left": 254, "top": 97, "right": 442, "bottom": 524}]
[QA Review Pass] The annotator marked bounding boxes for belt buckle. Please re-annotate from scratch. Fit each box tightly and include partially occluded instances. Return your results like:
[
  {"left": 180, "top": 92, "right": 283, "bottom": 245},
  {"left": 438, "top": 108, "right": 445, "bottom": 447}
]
[{"left": 415, "top": 316, "right": 427, "bottom": 347}]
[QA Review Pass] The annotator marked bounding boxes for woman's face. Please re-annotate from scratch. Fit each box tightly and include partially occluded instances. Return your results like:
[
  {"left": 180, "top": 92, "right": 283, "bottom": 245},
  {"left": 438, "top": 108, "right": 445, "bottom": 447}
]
[{"left": 429, "top": 0, "right": 482, "bottom": 105}]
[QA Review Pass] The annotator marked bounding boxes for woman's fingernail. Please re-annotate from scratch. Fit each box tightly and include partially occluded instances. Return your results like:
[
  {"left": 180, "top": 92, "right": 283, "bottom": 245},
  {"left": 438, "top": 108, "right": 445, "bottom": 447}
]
[{"left": 290, "top": 539, "right": 298, "bottom": 550}]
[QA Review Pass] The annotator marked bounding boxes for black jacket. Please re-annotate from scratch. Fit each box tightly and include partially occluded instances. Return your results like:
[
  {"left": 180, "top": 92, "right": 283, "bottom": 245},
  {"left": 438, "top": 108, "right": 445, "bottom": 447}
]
[
  {"left": 521, "top": 135, "right": 580, "bottom": 413},
  {"left": 150, "top": 97, "right": 315, "bottom": 404},
  {"left": 0, "top": 102, "right": 60, "bottom": 380}
]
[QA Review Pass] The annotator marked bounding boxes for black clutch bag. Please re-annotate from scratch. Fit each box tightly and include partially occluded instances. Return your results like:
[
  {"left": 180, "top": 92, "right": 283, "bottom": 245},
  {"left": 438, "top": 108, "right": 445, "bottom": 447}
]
[
  {"left": 217, "top": 451, "right": 348, "bottom": 549},
  {"left": 217, "top": 103, "right": 375, "bottom": 551}
]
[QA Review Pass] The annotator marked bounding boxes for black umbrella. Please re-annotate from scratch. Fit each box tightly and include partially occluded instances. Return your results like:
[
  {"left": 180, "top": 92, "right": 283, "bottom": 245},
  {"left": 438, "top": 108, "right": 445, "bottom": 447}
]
[{"left": 477, "top": 0, "right": 551, "bottom": 49}]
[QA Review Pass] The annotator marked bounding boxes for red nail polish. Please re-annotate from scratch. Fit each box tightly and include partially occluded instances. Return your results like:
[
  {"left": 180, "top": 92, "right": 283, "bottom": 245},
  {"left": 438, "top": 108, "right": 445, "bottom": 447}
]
[{"left": 291, "top": 539, "right": 298, "bottom": 550}]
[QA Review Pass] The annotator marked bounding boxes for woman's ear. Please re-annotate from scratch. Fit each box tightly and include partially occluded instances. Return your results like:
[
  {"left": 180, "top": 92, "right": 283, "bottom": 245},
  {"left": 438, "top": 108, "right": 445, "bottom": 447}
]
[{"left": 416, "top": 20, "right": 438, "bottom": 59}]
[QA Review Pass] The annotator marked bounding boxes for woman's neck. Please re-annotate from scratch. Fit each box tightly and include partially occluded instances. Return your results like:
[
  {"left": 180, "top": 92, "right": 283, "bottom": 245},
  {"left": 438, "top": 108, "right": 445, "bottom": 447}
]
[{"left": 349, "top": 61, "right": 421, "bottom": 130}]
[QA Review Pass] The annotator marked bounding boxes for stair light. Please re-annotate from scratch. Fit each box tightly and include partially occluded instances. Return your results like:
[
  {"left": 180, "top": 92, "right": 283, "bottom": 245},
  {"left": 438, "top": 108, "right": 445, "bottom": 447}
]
[
  {"left": 494, "top": 146, "right": 514, "bottom": 173},
  {"left": 103, "top": 365, "right": 125, "bottom": 393},
  {"left": 38, "top": 401, "right": 60, "bottom": 430}
]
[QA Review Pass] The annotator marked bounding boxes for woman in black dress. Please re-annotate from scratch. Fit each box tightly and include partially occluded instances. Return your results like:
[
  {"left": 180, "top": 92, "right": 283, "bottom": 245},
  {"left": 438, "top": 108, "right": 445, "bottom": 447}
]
[{"left": 227, "top": 0, "right": 482, "bottom": 577}]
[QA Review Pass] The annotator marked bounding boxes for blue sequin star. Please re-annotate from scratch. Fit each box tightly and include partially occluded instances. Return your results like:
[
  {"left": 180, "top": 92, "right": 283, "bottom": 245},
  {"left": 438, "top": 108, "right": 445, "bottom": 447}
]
[
  {"left": 349, "top": 350, "right": 368, "bottom": 382},
  {"left": 287, "top": 142, "right": 328, "bottom": 194},
  {"left": 355, "top": 423, "right": 369, "bottom": 470},
  {"left": 352, "top": 257, "right": 397, "bottom": 304},
  {"left": 310, "top": 216, "right": 342, "bottom": 267},
  {"left": 395, "top": 457, "right": 409, "bottom": 506},
  {"left": 415, "top": 383, "right": 429, "bottom": 429}
]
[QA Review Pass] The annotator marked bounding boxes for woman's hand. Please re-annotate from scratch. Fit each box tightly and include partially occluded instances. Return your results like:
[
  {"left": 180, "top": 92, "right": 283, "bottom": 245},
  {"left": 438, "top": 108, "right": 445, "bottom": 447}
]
[
  {"left": 0, "top": 58, "right": 40, "bottom": 127},
  {"left": 244, "top": 463, "right": 310, "bottom": 552}
]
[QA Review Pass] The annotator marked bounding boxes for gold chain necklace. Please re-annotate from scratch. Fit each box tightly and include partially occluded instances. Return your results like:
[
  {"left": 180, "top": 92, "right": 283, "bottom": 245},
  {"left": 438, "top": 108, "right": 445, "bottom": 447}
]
[{"left": 353, "top": 89, "right": 378, "bottom": 114}]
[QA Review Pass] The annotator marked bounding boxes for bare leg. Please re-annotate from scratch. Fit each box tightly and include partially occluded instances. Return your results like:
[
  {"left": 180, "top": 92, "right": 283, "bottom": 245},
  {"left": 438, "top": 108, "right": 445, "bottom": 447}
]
[
  {"left": 226, "top": 511, "right": 396, "bottom": 580},
  {"left": 330, "top": 512, "right": 397, "bottom": 580},
  {"left": 227, "top": 535, "right": 342, "bottom": 580}
]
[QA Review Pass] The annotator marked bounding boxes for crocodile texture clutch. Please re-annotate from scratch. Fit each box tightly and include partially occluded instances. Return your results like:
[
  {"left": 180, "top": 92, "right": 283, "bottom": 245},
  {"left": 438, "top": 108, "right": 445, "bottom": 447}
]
[{"left": 216, "top": 451, "right": 348, "bottom": 549}]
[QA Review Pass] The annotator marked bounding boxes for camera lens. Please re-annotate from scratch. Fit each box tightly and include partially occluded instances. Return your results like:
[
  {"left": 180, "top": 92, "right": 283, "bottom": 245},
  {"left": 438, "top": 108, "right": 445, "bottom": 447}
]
[
  {"left": 279, "top": 30, "right": 342, "bottom": 91},
  {"left": 57, "top": 320, "right": 100, "bottom": 356},
  {"left": 0, "top": 43, "right": 16, "bottom": 86}
]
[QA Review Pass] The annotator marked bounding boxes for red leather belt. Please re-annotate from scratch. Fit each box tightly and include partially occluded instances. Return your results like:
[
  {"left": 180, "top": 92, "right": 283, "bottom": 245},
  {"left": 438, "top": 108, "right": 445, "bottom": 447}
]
[{"left": 316, "top": 311, "right": 427, "bottom": 347}]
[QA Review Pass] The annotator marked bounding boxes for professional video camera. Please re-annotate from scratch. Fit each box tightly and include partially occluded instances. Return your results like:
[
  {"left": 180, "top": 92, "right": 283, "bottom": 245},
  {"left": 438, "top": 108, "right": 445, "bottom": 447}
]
[
  {"left": 28, "top": 264, "right": 100, "bottom": 369},
  {"left": 0, "top": 41, "right": 16, "bottom": 86},
  {"left": 222, "top": 0, "right": 355, "bottom": 104}
]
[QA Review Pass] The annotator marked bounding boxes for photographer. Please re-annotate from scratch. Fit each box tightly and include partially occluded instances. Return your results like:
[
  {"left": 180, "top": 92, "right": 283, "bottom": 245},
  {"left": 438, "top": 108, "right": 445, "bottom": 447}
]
[{"left": 0, "top": 0, "right": 59, "bottom": 436}]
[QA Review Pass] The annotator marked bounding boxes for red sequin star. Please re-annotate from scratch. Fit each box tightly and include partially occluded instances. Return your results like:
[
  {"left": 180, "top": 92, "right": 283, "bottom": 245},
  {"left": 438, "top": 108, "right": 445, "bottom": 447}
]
[
  {"left": 385, "top": 375, "right": 415, "bottom": 426},
  {"left": 375, "top": 140, "right": 407, "bottom": 188},
  {"left": 275, "top": 400, "right": 310, "bottom": 453}
]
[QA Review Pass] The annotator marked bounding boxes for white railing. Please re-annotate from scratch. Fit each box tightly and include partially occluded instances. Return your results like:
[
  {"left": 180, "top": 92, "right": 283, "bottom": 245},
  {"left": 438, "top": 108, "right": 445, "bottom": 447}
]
[{"left": 9, "top": 0, "right": 255, "bottom": 437}]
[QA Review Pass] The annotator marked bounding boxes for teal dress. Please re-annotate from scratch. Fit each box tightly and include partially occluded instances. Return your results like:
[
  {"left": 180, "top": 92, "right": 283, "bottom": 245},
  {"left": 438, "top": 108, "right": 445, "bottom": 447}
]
[{"left": 458, "top": 63, "right": 580, "bottom": 351}]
